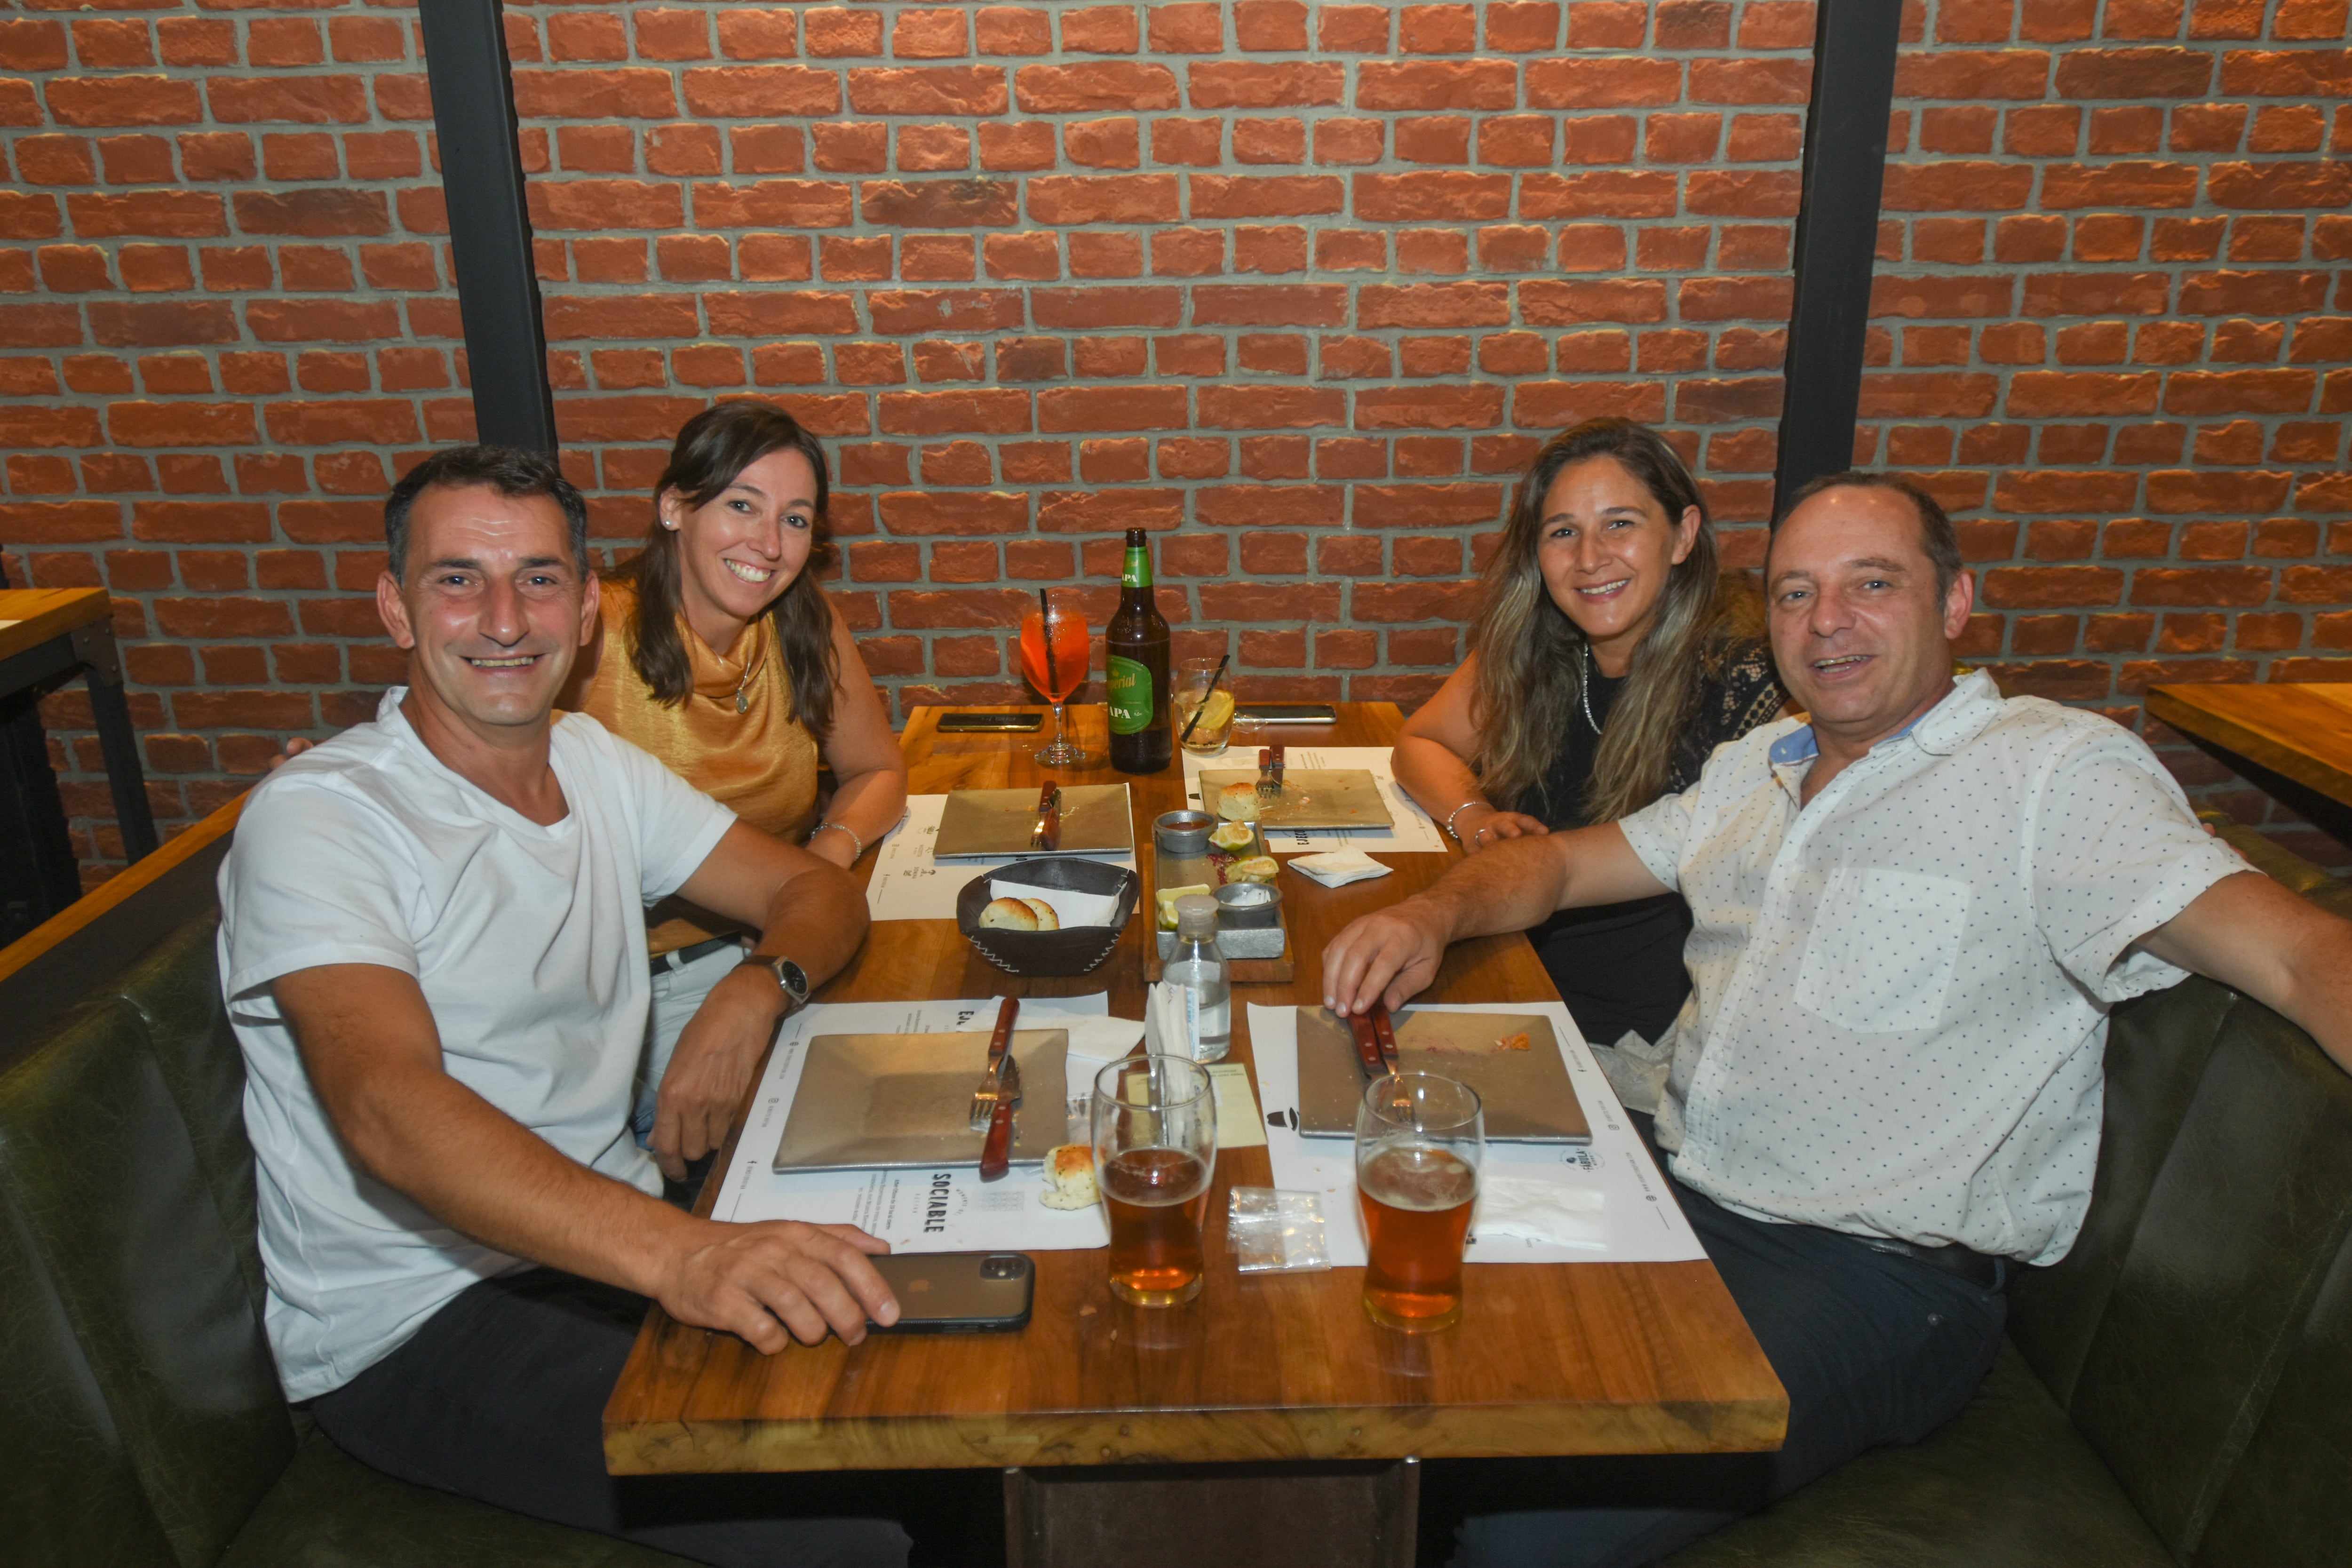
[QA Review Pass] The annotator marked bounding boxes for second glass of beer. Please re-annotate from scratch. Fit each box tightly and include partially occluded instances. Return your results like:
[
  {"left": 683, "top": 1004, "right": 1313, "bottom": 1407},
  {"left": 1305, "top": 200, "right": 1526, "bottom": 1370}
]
[
  {"left": 1091, "top": 1055, "right": 1217, "bottom": 1306},
  {"left": 1355, "top": 1073, "right": 1484, "bottom": 1332}
]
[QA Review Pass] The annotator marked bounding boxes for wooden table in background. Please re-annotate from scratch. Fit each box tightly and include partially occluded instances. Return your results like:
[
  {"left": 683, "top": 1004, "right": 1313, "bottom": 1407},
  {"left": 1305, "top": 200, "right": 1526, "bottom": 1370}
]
[
  {"left": 604, "top": 703, "right": 1784, "bottom": 1567},
  {"left": 2147, "top": 683, "right": 2352, "bottom": 810},
  {"left": 0, "top": 587, "right": 158, "bottom": 940}
]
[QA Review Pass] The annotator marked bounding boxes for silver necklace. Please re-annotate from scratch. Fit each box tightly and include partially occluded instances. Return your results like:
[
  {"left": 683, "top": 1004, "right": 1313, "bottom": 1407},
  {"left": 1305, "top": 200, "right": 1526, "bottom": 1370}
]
[{"left": 1578, "top": 641, "right": 1601, "bottom": 735}]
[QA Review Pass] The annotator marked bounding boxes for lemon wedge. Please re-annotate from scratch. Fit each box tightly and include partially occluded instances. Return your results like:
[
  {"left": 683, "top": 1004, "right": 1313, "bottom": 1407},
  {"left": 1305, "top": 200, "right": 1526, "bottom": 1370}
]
[
  {"left": 1208, "top": 821, "right": 1256, "bottom": 851},
  {"left": 1227, "top": 856, "right": 1279, "bottom": 884},
  {"left": 1156, "top": 883, "right": 1213, "bottom": 929},
  {"left": 1199, "top": 689, "right": 1235, "bottom": 731}
]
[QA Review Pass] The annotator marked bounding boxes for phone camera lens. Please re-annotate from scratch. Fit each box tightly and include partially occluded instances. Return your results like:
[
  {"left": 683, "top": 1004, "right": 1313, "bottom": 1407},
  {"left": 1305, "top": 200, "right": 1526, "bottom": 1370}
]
[{"left": 981, "top": 1255, "right": 1025, "bottom": 1280}]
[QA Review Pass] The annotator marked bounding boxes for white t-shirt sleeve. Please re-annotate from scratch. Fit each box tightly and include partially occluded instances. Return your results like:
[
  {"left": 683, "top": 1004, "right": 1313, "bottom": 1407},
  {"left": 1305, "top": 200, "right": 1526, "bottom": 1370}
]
[
  {"left": 588, "top": 722, "right": 738, "bottom": 903},
  {"left": 221, "top": 780, "right": 425, "bottom": 1001},
  {"left": 2030, "top": 728, "right": 2249, "bottom": 1003}
]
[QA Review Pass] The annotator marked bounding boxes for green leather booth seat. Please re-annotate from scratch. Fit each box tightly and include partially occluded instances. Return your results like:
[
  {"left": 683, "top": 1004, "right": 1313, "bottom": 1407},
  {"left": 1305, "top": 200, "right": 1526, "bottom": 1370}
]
[
  {"left": 0, "top": 914, "right": 694, "bottom": 1568},
  {"left": 1668, "top": 957, "right": 2352, "bottom": 1563}
]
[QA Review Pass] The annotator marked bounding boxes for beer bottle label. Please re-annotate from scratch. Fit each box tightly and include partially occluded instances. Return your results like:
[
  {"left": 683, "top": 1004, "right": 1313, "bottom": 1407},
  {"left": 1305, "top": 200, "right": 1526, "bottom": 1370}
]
[
  {"left": 1122, "top": 544, "right": 1151, "bottom": 587},
  {"left": 1106, "top": 653, "right": 1153, "bottom": 734}
]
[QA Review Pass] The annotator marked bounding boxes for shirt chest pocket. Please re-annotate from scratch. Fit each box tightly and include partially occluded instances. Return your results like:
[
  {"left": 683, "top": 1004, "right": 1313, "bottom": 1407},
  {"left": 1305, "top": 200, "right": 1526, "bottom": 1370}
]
[{"left": 1795, "top": 868, "right": 1970, "bottom": 1034}]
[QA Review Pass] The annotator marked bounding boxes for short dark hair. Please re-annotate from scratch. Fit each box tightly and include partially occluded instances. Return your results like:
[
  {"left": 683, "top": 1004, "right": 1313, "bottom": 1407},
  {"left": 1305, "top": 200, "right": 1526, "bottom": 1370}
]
[
  {"left": 1779, "top": 470, "right": 1964, "bottom": 603},
  {"left": 382, "top": 444, "right": 588, "bottom": 583}
]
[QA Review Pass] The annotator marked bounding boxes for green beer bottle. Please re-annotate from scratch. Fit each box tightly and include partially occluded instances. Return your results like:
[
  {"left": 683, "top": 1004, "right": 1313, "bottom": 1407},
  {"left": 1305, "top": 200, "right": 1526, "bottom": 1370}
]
[{"left": 1104, "top": 527, "right": 1172, "bottom": 773}]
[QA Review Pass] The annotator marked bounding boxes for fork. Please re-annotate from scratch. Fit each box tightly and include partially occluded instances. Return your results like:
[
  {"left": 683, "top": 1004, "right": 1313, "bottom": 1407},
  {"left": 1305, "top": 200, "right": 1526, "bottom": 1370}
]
[
  {"left": 969, "top": 995, "right": 1019, "bottom": 1130},
  {"left": 1256, "top": 744, "right": 1286, "bottom": 803}
]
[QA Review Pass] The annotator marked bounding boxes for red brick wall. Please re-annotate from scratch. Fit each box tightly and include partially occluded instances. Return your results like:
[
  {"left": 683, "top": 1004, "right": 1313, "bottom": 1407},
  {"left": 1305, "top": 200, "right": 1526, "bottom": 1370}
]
[{"left": 1, "top": 0, "right": 2348, "bottom": 883}]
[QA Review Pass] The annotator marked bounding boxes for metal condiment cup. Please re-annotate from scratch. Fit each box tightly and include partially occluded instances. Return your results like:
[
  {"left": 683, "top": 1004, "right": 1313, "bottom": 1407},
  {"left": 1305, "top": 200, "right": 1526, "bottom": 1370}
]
[
  {"left": 1214, "top": 881, "right": 1282, "bottom": 929},
  {"left": 1154, "top": 809, "right": 1216, "bottom": 857}
]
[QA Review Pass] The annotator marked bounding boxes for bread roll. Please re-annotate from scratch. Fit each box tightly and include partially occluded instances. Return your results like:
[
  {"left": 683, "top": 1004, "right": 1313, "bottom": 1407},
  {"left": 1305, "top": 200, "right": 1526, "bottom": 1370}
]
[
  {"left": 1039, "top": 1144, "right": 1099, "bottom": 1210},
  {"left": 1216, "top": 781, "right": 1262, "bottom": 822},
  {"left": 977, "top": 896, "right": 1039, "bottom": 931},
  {"left": 1020, "top": 897, "right": 1061, "bottom": 931}
]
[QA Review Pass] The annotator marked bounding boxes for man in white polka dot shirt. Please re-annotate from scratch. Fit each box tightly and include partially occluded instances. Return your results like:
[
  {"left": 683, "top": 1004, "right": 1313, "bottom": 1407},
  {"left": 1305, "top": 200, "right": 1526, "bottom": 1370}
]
[{"left": 1326, "top": 472, "right": 2352, "bottom": 1568}]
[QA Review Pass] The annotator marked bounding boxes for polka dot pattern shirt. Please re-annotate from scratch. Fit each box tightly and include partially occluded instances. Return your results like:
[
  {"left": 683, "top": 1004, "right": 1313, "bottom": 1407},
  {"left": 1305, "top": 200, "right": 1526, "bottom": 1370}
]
[{"left": 1617, "top": 671, "right": 2248, "bottom": 1266}]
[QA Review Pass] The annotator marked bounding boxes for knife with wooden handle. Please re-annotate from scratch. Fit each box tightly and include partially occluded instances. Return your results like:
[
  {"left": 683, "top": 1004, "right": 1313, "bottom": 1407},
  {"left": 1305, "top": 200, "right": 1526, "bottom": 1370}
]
[
  {"left": 1028, "top": 781, "right": 1061, "bottom": 852},
  {"left": 1368, "top": 1002, "right": 1399, "bottom": 1074},
  {"left": 969, "top": 995, "right": 1020, "bottom": 1130},
  {"left": 977, "top": 1052, "right": 1021, "bottom": 1181},
  {"left": 1347, "top": 1010, "right": 1388, "bottom": 1080}
]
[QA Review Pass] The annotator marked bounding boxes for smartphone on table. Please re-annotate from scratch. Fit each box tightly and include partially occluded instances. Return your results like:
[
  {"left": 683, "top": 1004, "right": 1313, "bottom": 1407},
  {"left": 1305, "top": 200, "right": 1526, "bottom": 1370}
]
[
  {"left": 865, "top": 1252, "right": 1034, "bottom": 1334},
  {"left": 1235, "top": 703, "right": 1338, "bottom": 724},
  {"left": 937, "top": 711, "right": 1044, "bottom": 732}
]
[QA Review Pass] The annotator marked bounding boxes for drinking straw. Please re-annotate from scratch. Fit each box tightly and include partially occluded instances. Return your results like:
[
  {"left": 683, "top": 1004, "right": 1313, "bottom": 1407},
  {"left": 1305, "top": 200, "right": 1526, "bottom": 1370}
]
[
  {"left": 1037, "top": 586, "right": 1060, "bottom": 699},
  {"left": 1176, "top": 652, "right": 1232, "bottom": 745}
]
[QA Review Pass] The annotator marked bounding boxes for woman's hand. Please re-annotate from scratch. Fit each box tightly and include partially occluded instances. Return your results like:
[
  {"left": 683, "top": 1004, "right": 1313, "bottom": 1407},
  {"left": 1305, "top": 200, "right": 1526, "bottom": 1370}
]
[{"left": 1454, "top": 803, "right": 1550, "bottom": 854}]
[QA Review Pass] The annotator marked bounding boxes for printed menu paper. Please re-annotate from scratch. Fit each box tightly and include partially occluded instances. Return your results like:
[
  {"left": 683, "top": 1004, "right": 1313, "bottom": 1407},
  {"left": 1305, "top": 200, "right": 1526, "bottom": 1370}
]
[
  {"left": 1248, "top": 1001, "right": 1706, "bottom": 1266},
  {"left": 1181, "top": 746, "right": 1448, "bottom": 855},
  {"left": 712, "top": 994, "right": 1116, "bottom": 1252},
  {"left": 866, "top": 794, "right": 1137, "bottom": 922}
]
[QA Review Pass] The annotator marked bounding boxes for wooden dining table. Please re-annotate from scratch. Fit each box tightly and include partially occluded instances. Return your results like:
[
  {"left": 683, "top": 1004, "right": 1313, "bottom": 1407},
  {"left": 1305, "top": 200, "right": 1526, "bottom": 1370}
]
[
  {"left": 0, "top": 586, "right": 159, "bottom": 940},
  {"left": 602, "top": 702, "right": 1785, "bottom": 1566},
  {"left": 2146, "top": 682, "right": 2352, "bottom": 811}
]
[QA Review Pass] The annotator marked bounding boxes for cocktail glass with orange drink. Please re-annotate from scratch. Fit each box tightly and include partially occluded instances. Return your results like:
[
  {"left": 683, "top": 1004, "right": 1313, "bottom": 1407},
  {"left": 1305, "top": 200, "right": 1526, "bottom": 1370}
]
[{"left": 1019, "top": 593, "right": 1094, "bottom": 767}]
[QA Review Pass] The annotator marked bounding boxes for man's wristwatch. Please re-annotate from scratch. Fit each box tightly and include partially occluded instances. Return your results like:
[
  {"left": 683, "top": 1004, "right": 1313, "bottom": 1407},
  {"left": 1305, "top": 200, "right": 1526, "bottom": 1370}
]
[{"left": 736, "top": 951, "right": 810, "bottom": 1010}]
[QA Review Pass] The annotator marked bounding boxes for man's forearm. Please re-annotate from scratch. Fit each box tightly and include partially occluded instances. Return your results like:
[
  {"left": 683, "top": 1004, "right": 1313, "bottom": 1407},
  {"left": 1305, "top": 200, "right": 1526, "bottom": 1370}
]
[
  {"left": 753, "top": 858, "right": 867, "bottom": 986},
  {"left": 1417, "top": 821, "right": 1664, "bottom": 939},
  {"left": 1414, "top": 833, "right": 1578, "bottom": 945},
  {"left": 318, "top": 1029, "right": 699, "bottom": 1294}
]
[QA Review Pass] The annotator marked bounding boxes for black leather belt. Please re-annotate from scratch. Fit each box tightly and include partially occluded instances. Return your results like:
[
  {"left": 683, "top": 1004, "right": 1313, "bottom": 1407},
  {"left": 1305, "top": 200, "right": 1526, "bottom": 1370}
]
[
  {"left": 1863, "top": 1237, "right": 2007, "bottom": 1291},
  {"left": 650, "top": 935, "right": 743, "bottom": 976}
]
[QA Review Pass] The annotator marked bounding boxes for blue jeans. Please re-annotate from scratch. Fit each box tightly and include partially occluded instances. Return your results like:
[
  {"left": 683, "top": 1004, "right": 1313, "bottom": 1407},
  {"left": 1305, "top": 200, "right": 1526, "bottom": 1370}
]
[{"left": 1445, "top": 1121, "right": 2008, "bottom": 1568}]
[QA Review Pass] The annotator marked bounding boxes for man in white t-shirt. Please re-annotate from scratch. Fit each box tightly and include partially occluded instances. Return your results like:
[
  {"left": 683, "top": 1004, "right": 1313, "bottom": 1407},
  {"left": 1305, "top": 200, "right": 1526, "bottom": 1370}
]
[
  {"left": 1325, "top": 472, "right": 2352, "bottom": 1568},
  {"left": 221, "top": 445, "right": 912, "bottom": 1567}
]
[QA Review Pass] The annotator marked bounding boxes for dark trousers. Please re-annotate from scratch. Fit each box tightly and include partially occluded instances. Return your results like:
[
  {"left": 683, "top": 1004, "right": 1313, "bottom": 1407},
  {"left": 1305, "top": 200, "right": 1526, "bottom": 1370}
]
[
  {"left": 310, "top": 1267, "right": 915, "bottom": 1568},
  {"left": 1444, "top": 1121, "right": 2008, "bottom": 1568}
]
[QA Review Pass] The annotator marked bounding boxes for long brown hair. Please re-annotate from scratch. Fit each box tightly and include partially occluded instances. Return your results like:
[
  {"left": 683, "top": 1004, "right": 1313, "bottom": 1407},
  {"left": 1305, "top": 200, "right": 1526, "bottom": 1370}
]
[
  {"left": 611, "top": 400, "right": 839, "bottom": 737},
  {"left": 1469, "top": 417, "right": 1753, "bottom": 823}
]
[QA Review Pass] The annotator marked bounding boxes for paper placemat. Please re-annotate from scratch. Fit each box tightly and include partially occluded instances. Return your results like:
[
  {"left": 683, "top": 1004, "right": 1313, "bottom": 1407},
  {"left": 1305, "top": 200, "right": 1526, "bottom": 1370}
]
[
  {"left": 1247, "top": 1001, "right": 1705, "bottom": 1266},
  {"left": 713, "top": 996, "right": 1269, "bottom": 1252},
  {"left": 1182, "top": 747, "right": 1447, "bottom": 855},
  {"left": 867, "top": 795, "right": 1137, "bottom": 922},
  {"left": 712, "top": 994, "right": 1117, "bottom": 1252}
]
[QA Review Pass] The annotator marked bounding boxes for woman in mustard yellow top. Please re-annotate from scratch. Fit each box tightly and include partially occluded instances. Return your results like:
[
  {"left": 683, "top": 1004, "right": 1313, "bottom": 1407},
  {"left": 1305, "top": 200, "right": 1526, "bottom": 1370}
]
[{"left": 560, "top": 400, "right": 906, "bottom": 1155}]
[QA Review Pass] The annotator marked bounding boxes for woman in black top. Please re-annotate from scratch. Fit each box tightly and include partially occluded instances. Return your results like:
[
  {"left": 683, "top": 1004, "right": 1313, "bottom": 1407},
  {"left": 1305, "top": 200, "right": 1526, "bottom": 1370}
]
[{"left": 1393, "top": 418, "right": 1783, "bottom": 1046}]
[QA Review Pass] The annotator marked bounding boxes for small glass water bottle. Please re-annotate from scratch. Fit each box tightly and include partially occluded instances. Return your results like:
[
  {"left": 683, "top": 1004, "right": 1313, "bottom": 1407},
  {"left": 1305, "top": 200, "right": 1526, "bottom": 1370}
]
[{"left": 1164, "top": 894, "right": 1231, "bottom": 1064}]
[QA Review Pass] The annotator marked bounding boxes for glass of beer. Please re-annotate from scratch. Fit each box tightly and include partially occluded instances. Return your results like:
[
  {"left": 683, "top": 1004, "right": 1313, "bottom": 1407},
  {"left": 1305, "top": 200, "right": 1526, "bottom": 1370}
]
[
  {"left": 1091, "top": 1055, "right": 1217, "bottom": 1307},
  {"left": 1355, "top": 1073, "right": 1484, "bottom": 1332}
]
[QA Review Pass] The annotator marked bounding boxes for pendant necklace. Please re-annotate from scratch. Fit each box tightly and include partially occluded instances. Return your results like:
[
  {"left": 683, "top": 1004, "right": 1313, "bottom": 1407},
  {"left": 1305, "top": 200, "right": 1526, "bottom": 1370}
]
[
  {"left": 1579, "top": 641, "right": 1602, "bottom": 735},
  {"left": 730, "top": 623, "right": 763, "bottom": 714}
]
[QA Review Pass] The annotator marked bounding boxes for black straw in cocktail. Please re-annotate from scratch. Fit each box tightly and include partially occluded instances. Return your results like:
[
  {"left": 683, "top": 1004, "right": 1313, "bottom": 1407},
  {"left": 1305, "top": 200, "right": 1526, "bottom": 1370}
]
[{"left": 1177, "top": 652, "right": 1231, "bottom": 746}]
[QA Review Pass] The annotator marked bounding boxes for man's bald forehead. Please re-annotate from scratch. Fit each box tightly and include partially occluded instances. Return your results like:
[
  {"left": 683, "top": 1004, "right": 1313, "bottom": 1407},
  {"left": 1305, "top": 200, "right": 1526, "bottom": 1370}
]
[{"left": 1767, "top": 478, "right": 1957, "bottom": 598}]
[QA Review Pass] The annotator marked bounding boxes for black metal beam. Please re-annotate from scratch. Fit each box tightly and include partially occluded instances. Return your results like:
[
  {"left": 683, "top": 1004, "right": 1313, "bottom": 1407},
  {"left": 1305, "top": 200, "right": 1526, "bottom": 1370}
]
[
  {"left": 1772, "top": 0, "right": 1905, "bottom": 521},
  {"left": 416, "top": 0, "right": 558, "bottom": 452}
]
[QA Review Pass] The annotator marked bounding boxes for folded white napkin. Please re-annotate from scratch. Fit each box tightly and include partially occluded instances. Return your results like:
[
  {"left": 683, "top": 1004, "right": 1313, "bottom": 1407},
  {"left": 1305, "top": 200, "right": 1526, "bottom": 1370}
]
[
  {"left": 1289, "top": 849, "right": 1393, "bottom": 888},
  {"left": 1142, "top": 979, "right": 1199, "bottom": 1061},
  {"left": 1059, "top": 1015, "right": 1148, "bottom": 1137},
  {"left": 989, "top": 878, "right": 1123, "bottom": 929},
  {"left": 1061, "top": 1015, "right": 1146, "bottom": 1076},
  {"left": 1472, "top": 1173, "right": 1607, "bottom": 1250}
]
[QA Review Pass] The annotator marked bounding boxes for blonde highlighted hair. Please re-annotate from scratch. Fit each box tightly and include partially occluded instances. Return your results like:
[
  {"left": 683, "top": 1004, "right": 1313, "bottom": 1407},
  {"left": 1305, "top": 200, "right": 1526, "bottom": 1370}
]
[{"left": 1470, "top": 418, "right": 1758, "bottom": 823}]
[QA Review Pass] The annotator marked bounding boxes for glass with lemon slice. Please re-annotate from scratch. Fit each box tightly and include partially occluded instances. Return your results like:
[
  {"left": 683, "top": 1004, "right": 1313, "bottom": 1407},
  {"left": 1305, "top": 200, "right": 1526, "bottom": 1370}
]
[{"left": 1173, "top": 658, "right": 1238, "bottom": 754}]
